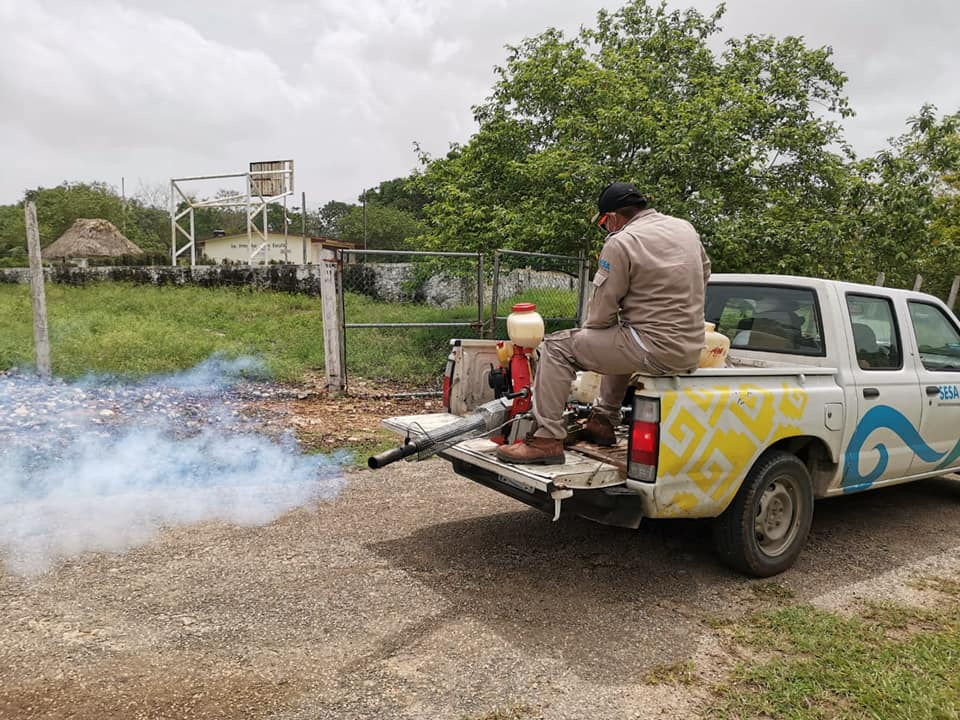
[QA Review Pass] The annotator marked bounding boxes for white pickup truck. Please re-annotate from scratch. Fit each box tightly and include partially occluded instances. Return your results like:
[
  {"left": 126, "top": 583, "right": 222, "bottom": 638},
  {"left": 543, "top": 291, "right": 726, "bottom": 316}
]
[{"left": 378, "top": 274, "right": 960, "bottom": 577}]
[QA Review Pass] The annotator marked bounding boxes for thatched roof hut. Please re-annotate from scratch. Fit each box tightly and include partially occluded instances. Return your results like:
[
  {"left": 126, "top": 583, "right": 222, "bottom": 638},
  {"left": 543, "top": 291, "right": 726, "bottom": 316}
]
[{"left": 44, "top": 218, "right": 143, "bottom": 260}]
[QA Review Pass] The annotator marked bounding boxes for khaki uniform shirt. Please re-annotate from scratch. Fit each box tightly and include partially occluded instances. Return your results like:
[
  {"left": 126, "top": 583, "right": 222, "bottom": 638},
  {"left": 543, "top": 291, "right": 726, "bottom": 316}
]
[{"left": 584, "top": 209, "right": 711, "bottom": 371}]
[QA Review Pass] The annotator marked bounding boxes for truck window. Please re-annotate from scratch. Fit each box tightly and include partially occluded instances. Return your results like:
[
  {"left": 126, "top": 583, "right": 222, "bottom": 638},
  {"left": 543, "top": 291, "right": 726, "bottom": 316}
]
[
  {"left": 706, "top": 284, "right": 824, "bottom": 355},
  {"left": 846, "top": 294, "right": 902, "bottom": 370},
  {"left": 907, "top": 302, "right": 960, "bottom": 371}
]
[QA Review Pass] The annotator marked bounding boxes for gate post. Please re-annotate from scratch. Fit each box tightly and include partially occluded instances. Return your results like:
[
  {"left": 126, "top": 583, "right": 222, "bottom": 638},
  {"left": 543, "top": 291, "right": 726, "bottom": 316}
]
[
  {"left": 490, "top": 251, "right": 501, "bottom": 338},
  {"left": 320, "top": 247, "right": 345, "bottom": 395},
  {"left": 948, "top": 275, "right": 959, "bottom": 310},
  {"left": 576, "top": 251, "right": 590, "bottom": 327},
  {"left": 476, "top": 251, "right": 484, "bottom": 338}
]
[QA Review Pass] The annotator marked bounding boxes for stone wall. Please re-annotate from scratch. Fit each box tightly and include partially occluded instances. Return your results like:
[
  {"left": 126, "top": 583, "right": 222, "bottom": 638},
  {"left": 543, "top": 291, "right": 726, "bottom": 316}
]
[
  {"left": 0, "top": 262, "right": 580, "bottom": 309},
  {"left": 0, "top": 265, "right": 325, "bottom": 295}
]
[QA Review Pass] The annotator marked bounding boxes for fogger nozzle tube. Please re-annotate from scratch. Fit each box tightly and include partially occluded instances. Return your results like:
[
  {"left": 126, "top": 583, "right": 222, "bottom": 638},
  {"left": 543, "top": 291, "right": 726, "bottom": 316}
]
[
  {"left": 367, "top": 441, "right": 421, "bottom": 469},
  {"left": 367, "top": 397, "right": 511, "bottom": 469}
]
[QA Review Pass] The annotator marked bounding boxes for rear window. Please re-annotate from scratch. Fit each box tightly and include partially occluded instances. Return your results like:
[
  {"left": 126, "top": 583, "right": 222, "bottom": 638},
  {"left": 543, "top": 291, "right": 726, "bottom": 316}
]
[
  {"left": 846, "top": 294, "right": 903, "bottom": 370},
  {"left": 706, "top": 284, "right": 825, "bottom": 356},
  {"left": 908, "top": 301, "right": 960, "bottom": 371}
]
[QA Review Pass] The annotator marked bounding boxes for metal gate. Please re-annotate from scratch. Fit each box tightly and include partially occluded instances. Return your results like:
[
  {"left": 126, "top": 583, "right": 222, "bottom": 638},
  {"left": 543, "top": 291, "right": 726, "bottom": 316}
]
[
  {"left": 338, "top": 249, "right": 484, "bottom": 396},
  {"left": 490, "top": 249, "right": 589, "bottom": 337},
  {"left": 335, "top": 248, "right": 589, "bottom": 397}
]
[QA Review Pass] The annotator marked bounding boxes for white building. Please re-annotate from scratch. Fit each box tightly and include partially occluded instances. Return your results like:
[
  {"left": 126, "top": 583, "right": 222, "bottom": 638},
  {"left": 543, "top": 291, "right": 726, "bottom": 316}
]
[{"left": 198, "top": 234, "right": 354, "bottom": 265}]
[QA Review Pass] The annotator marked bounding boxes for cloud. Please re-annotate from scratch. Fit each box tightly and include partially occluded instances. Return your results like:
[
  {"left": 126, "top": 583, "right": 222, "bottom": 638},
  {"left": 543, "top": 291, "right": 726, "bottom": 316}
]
[
  {"left": 0, "top": 0, "right": 957, "bottom": 206},
  {"left": 0, "top": 1, "right": 304, "bottom": 150},
  {"left": 706, "top": 0, "right": 960, "bottom": 149}
]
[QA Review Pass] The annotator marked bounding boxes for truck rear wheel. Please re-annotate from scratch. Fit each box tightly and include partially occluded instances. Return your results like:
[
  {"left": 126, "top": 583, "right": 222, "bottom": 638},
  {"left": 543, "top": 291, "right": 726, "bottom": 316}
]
[{"left": 713, "top": 450, "right": 814, "bottom": 577}]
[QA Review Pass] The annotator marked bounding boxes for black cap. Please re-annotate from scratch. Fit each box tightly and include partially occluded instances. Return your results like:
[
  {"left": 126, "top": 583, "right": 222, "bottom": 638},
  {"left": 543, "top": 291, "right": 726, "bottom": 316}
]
[{"left": 592, "top": 182, "right": 647, "bottom": 223}]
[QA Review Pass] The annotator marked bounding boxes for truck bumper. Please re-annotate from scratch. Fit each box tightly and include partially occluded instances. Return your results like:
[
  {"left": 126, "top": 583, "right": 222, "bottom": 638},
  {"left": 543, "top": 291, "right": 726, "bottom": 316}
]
[
  {"left": 446, "top": 455, "right": 645, "bottom": 529},
  {"left": 381, "top": 413, "right": 640, "bottom": 527}
]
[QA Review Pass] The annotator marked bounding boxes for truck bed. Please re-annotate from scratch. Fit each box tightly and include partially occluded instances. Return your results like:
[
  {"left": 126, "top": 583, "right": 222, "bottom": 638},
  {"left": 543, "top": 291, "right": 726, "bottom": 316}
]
[{"left": 381, "top": 413, "right": 627, "bottom": 493}]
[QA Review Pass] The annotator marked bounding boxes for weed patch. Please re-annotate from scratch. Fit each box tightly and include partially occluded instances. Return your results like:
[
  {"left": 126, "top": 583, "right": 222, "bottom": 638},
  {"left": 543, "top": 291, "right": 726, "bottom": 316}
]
[{"left": 643, "top": 660, "right": 697, "bottom": 686}]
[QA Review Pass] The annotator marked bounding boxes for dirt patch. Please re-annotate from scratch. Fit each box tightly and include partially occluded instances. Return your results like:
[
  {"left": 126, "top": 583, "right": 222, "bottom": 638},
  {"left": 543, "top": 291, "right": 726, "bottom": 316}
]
[{"left": 249, "top": 373, "right": 442, "bottom": 454}]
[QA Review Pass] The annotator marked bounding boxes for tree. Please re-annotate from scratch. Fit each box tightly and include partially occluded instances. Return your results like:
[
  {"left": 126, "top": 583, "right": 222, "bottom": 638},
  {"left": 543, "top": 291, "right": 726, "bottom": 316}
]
[
  {"left": 317, "top": 200, "right": 353, "bottom": 238},
  {"left": 361, "top": 176, "right": 428, "bottom": 218},
  {"left": 337, "top": 204, "right": 423, "bottom": 251},
  {"left": 415, "top": 0, "right": 855, "bottom": 272},
  {"left": 266, "top": 202, "right": 303, "bottom": 234},
  {"left": 0, "top": 182, "right": 174, "bottom": 264},
  {"left": 842, "top": 106, "right": 960, "bottom": 294}
]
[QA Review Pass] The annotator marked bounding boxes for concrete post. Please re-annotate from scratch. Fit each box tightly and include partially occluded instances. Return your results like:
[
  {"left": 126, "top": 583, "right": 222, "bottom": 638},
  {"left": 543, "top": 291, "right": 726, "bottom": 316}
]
[
  {"left": 320, "top": 247, "right": 344, "bottom": 395},
  {"left": 948, "top": 276, "right": 960, "bottom": 310},
  {"left": 24, "top": 200, "right": 51, "bottom": 379}
]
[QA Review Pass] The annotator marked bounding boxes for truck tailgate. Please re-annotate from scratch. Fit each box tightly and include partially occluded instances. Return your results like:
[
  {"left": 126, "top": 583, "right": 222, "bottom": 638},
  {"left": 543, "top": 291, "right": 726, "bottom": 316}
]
[{"left": 381, "top": 414, "right": 626, "bottom": 492}]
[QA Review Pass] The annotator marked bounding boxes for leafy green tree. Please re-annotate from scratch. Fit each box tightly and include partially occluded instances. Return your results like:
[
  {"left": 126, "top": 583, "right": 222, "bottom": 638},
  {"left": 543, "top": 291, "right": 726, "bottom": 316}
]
[
  {"left": 361, "top": 176, "right": 428, "bottom": 218},
  {"left": 337, "top": 204, "right": 423, "bottom": 251},
  {"left": 843, "top": 106, "right": 960, "bottom": 294},
  {"left": 415, "top": 0, "right": 855, "bottom": 272},
  {"left": 121, "top": 200, "right": 169, "bottom": 257},
  {"left": 265, "top": 202, "right": 304, "bottom": 234},
  {"left": 316, "top": 200, "right": 353, "bottom": 238},
  {"left": 0, "top": 182, "right": 175, "bottom": 263}
]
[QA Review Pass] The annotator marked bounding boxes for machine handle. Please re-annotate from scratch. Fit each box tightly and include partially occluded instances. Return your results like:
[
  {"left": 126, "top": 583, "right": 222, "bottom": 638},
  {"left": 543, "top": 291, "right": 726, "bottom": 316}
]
[
  {"left": 862, "top": 387, "right": 880, "bottom": 398},
  {"left": 926, "top": 385, "right": 941, "bottom": 396}
]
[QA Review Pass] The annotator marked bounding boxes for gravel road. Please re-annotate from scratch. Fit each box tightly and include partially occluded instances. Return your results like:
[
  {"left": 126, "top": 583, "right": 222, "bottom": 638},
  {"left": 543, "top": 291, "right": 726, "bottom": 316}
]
[{"left": 2, "top": 457, "right": 959, "bottom": 719}]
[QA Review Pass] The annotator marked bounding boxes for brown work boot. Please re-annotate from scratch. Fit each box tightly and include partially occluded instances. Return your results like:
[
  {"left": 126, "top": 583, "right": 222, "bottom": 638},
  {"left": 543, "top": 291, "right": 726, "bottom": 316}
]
[
  {"left": 580, "top": 414, "right": 617, "bottom": 447},
  {"left": 496, "top": 435, "right": 565, "bottom": 465}
]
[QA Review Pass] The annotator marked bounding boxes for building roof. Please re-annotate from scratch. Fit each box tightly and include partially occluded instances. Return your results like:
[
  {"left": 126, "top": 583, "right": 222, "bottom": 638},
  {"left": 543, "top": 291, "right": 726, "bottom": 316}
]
[
  {"left": 311, "top": 237, "right": 358, "bottom": 249},
  {"left": 44, "top": 218, "right": 143, "bottom": 259}
]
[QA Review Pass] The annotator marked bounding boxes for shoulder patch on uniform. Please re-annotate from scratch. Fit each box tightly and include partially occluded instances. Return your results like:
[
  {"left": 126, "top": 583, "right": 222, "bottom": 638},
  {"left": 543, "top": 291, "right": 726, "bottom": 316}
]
[{"left": 598, "top": 258, "right": 611, "bottom": 272}]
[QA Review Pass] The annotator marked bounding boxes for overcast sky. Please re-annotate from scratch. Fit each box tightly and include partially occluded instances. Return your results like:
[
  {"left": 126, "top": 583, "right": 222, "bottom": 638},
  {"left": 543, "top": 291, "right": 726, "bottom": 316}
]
[{"left": 1, "top": 0, "right": 957, "bottom": 208}]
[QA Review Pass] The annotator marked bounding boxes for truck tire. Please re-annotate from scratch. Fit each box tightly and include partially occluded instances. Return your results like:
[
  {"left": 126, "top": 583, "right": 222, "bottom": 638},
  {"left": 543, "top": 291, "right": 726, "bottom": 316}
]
[{"left": 712, "top": 450, "right": 814, "bottom": 577}]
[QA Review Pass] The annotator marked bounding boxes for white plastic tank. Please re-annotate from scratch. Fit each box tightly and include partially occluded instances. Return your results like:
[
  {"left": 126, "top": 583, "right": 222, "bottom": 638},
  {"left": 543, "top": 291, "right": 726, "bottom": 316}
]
[
  {"left": 699, "top": 322, "right": 731, "bottom": 368},
  {"left": 570, "top": 371, "right": 602, "bottom": 403},
  {"left": 506, "top": 303, "right": 545, "bottom": 349}
]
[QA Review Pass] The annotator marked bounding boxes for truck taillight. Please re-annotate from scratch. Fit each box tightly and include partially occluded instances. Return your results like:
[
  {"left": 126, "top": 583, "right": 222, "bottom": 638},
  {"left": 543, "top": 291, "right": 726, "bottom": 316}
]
[{"left": 628, "top": 396, "right": 660, "bottom": 482}]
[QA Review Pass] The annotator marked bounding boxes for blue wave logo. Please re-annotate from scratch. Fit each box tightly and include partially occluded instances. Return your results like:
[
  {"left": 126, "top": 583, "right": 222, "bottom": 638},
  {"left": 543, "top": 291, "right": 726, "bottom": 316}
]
[
  {"left": 842, "top": 405, "right": 946, "bottom": 492},
  {"left": 936, "top": 438, "right": 960, "bottom": 469}
]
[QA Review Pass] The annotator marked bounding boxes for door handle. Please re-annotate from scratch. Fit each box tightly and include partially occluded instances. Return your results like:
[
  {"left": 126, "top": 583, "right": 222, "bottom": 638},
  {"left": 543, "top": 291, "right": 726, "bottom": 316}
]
[
  {"left": 926, "top": 385, "right": 941, "bottom": 396},
  {"left": 862, "top": 387, "right": 880, "bottom": 398}
]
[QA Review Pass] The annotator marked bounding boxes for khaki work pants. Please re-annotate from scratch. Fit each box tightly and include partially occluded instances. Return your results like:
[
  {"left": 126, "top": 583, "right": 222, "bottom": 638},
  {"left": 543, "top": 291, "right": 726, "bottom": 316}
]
[{"left": 531, "top": 325, "right": 671, "bottom": 440}]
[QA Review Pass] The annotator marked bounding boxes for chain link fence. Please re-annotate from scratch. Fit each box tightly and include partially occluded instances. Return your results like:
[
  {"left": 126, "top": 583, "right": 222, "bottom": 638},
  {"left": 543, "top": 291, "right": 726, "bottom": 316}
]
[
  {"left": 490, "top": 249, "right": 589, "bottom": 339},
  {"left": 339, "top": 249, "right": 484, "bottom": 396}
]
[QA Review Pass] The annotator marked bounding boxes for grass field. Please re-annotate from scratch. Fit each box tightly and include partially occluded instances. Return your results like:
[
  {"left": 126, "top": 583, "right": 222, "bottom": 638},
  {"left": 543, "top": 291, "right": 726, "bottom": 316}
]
[
  {"left": 0, "top": 282, "right": 546, "bottom": 384},
  {"left": 0, "top": 283, "right": 326, "bottom": 382}
]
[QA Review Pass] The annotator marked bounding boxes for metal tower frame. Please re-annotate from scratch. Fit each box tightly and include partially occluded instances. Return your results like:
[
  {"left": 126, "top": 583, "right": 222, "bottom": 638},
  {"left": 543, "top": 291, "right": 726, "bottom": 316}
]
[{"left": 169, "top": 160, "right": 295, "bottom": 266}]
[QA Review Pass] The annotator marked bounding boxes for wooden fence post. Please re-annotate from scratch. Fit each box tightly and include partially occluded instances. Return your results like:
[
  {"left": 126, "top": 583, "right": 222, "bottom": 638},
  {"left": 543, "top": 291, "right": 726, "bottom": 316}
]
[
  {"left": 319, "top": 247, "right": 344, "bottom": 395},
  {"left": 25, "top": 200, "right": 51, "bottom": 379},
  {"left": 875, "top": 271, "right": 885, "bottom": 287},
  {"left": 913, "top": 274, "right": 923, "bottom": 291},
  {"left": 948, "top": 275, "right": 960, "bottom": 311}
]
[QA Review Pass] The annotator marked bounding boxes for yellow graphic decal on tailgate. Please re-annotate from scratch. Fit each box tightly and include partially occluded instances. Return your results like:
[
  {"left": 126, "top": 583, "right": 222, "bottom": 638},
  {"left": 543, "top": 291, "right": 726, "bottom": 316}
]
[{"left": 657, "top": 383, "right": 808, "bottom": 516}]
